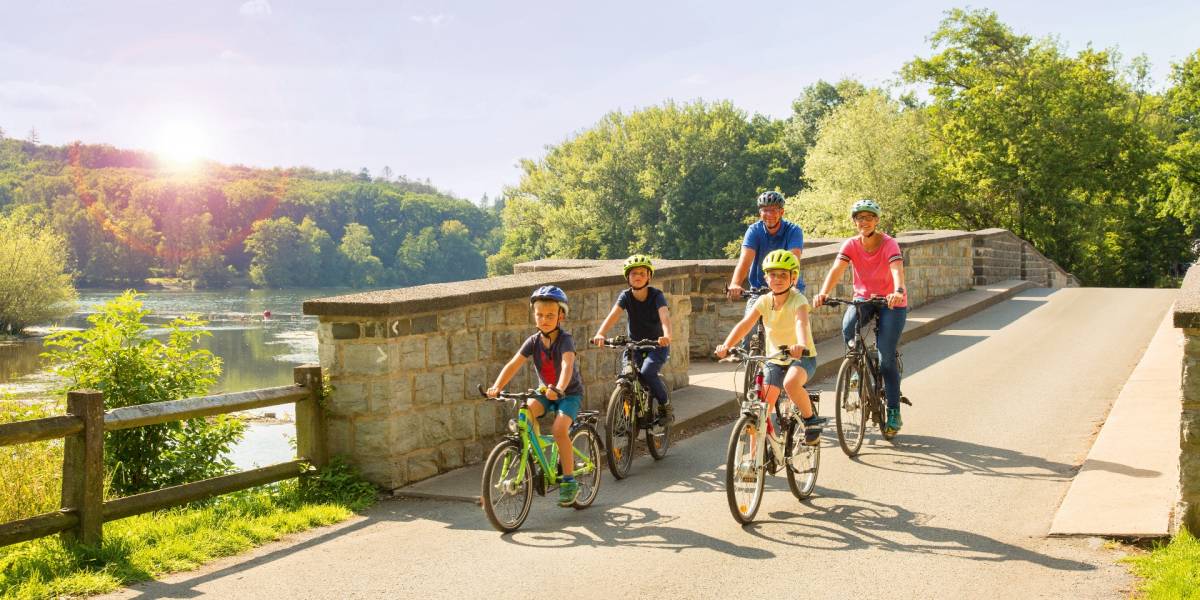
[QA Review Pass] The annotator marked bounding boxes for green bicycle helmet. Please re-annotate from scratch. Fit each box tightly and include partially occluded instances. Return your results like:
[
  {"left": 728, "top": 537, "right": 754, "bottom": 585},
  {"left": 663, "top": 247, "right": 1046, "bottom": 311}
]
[
  {"left": 761, "top": 249, "right": 800, "bottom": 275},
  {"left": 757, "top": 190, "right": 785, "bottom": 207},
  {"left": 850, "top": 198, "right": 882, "bottom": 218},
  {"left": 622, "top": 254, "right": 655, "bottom": 277}
]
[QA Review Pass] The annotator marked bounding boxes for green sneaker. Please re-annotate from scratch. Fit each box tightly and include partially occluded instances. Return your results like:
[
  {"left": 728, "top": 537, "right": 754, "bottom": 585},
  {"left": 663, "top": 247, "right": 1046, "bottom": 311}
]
[
  {"left": 885, "top": 408, "right": 903, "bottom": 437},
  {"left": 558, "top": 480, "right": 580, "bottom": 507}
]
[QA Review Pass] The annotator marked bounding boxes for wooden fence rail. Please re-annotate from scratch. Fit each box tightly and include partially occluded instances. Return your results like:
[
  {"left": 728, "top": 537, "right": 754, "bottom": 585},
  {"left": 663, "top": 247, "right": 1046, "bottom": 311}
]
[{"left": 0, "top": 365, "right": 325, "bottom": 549}]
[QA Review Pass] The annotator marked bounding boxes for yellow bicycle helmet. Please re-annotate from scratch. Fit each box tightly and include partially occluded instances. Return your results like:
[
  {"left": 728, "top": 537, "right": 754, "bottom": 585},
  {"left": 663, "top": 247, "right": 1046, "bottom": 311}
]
[
  {"left": 761, "top": 249, "right": 800, "bottom": 275},
  {"left": 622, "top": 254, "right": 655, "bottom": 277}
]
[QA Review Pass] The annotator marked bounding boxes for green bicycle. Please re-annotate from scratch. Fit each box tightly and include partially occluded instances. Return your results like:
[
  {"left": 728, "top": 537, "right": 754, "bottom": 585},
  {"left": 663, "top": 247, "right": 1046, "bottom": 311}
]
[{"left": 477, "top": 385, "right": 603, "bottom": 533}]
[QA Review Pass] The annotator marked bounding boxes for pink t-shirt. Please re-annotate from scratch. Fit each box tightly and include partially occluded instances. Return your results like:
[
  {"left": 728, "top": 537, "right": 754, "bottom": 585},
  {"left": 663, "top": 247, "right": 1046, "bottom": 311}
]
[{"left": 837, "top": 234, "right": 907, "bottom": 308}]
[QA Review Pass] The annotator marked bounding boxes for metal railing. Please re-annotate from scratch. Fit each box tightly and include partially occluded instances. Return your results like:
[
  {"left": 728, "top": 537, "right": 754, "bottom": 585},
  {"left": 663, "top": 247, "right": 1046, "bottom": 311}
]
[{"left": 0, "top": 365, "right": 327, "bottom": 548}]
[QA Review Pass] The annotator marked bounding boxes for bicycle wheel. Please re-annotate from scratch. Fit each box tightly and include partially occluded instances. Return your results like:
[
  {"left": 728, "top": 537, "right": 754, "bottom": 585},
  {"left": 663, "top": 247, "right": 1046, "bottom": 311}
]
[
  {"left": 784, "top": 417, "right": 820, "bottom": 499},
  {"left": 646, "top": 386, "right": 671, "bottom": 460},
  {"left": 481, "top": 440, "right": 533, "bottom": 533},
  {"left": 740, "top": 327, "right": 765, "bottom": 401},
  {"left": 570, "top": 425, "right": 602, "bottom": 509},
  {"left": 725, "top": 413, "right": 765, "bottom": 524},
  {"left": 605, "top": 386, "right": 636, "bottom": 479},
  {"left": 834, "top": 358, "right": 867, "bottom": 456}
]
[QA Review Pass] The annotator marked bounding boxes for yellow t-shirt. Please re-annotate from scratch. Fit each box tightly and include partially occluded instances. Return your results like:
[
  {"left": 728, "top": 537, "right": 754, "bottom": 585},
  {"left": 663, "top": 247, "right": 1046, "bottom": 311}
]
[{"left": 753, "top": 290, "right": 817, "bottom": 365}]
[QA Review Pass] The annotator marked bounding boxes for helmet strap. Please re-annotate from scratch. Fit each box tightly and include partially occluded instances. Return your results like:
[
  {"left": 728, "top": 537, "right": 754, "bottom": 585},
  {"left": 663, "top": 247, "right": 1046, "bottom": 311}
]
[
  {"left": 538, "top": 326, "right": 559, "bottom": 339},
  {"left": 629, "top": 282, "right": 649, "bottom": 291}
]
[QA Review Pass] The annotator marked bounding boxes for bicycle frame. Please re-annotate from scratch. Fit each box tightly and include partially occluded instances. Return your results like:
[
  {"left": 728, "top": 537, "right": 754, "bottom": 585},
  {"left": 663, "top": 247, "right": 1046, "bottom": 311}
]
[
  {"left": 734, "top": 350, "right": 793, "bottom": 473},
  {"left": 497, "top": 399, "right": 599, "bottom": 495}
]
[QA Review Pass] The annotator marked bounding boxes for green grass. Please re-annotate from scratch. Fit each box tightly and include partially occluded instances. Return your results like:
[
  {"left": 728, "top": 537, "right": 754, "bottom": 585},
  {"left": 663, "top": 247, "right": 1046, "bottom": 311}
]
[
  {"left": 0, "top": 475, "right": 375, "bottom": 599},
  {"left": 0, "top": 397, "right": 63, "bottom": 524},
  {"left": 1126, "top": 528, "right": 1200, "bottom": 598}
]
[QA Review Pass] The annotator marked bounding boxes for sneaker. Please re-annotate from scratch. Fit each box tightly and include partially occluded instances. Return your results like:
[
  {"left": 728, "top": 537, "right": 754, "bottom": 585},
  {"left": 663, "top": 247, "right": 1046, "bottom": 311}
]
[
  {"left": 885, "top": 408, "right": 903, "bottom": 437},
  {"left": 802, "top": 415, "right": 828, "bottom": 446},
  {"left": 657, "top": 402, "right": 675, "bottom": 425},
  {"left": 557, "top": 479, "right": 580, "bottom": 507}
]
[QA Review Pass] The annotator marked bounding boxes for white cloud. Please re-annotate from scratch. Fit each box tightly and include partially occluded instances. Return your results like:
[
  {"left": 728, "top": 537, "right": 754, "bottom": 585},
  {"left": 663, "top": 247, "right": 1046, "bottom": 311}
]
[
  {"left": 239, "top": 0, "right": 272, "bottom": 17},
  {"left": 410, "top": 14, "right": 451, "bottom": 26}
]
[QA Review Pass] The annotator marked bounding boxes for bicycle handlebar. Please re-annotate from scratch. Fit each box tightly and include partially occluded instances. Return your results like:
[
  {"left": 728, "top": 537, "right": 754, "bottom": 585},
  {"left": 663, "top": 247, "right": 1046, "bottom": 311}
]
[
  {"left": 476, "top": 384, "right": 541, "bottom": 402},
  {"left": 600, "top": 335, "right": 660, "bottom": 349},
  {"left": 820, "top": 296, "right": 888, "bottom": 308},
  {"left": 720, "top": 345, "right": 797, "bottom": 363},
  {"left": 738, "top": 287, "right": 771, "bottom": 299}
]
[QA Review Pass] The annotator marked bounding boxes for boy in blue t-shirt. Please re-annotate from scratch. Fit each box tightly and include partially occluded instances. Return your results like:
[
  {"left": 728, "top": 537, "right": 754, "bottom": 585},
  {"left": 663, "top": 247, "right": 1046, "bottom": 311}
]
[
  {"left": 591, "top": 255, "right": 674, "bottom": 424},
  {"left": 487, "top": 285, "right": 585, "bottom": 507}
]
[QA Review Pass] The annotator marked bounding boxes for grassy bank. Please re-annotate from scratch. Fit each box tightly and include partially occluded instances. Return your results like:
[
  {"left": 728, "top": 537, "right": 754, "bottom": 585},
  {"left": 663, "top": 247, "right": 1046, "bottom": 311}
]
[
  {"left": 0, "top": 397, "right": 64, "bottom": 524},
  {"left": 0, "top": 465, "right": 376, "bottom": 599},
  {"left": 1126, "top": 529, "right": 1200, "bottom": 598}
]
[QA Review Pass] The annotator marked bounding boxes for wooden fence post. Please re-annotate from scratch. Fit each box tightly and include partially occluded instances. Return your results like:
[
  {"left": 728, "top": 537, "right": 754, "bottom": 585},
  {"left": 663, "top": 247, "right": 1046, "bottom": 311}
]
[
  {"left": 60, "top": 390, "right": 104, "bottom": 546},
  {"left": 294, "top": 365, "right": 328, "bottom": 469}
]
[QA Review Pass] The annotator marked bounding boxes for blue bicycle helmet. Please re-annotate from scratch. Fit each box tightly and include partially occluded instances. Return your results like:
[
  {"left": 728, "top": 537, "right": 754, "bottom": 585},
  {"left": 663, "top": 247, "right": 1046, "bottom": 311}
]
[{"left": 530, "top": 285, "right": 569, "bottom": 316}]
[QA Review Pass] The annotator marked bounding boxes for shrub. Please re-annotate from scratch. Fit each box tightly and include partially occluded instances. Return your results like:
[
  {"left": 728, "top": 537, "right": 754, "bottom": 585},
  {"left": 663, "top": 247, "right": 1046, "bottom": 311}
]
[{"left": 42, "top": 291, "right": 244, "bottom": 496}]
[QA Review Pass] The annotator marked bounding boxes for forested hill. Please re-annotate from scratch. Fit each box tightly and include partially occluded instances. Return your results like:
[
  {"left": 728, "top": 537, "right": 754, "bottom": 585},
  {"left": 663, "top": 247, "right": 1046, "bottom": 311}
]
[{"left": 0, "top": 138, "right": 500, "bottom": 289}]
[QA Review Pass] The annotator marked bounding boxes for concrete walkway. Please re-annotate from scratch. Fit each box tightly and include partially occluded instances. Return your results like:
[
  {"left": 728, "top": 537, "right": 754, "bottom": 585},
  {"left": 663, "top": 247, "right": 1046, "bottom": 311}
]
[
  {"left": 1050, "top": 309, "right": 1182, "bottom": 537},
  {"left": 396, "top": 279, "right": 1037, "bottom": 503}
]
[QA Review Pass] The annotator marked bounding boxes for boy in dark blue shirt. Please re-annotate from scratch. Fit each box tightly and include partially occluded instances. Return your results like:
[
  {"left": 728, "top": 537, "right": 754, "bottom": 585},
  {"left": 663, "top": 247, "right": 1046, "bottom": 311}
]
[{"left": 592, "top": 255, "right": 674, "bottom": 424}]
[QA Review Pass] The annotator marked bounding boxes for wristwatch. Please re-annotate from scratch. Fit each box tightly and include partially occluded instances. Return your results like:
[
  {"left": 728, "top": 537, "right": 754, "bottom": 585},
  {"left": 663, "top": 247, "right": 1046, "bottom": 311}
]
[
  {"left": 549, "top": 386, "right": 564, "bottom": 397},
  {"left": 895, "top": 287, "right": 905, "bottom": 294}
]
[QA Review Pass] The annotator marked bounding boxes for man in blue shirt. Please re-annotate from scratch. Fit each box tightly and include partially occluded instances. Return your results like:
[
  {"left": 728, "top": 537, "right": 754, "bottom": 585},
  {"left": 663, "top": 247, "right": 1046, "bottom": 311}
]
[{"left": 726, "top": 190, "right": 805, "bottom": 303}]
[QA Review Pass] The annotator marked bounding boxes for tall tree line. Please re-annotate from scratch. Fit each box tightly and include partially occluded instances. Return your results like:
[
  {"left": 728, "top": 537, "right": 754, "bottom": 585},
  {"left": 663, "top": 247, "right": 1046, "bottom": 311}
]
[
  {"left": 0, "top": 138, "right": 500, "bottom": 289},
  {"left": 492, "top": 9, "right": 1199, "bottom": 287}
]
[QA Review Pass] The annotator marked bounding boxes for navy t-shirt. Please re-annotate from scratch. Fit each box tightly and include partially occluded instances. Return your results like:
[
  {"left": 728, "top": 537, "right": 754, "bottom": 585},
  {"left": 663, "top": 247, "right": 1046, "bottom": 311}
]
[
  {"left": 616, "top": 287, "right": 667, "bottom": 341},
  {"left": 742, "top": 219, "right": 805, "bottom": 292},
  {"left": 519, "top": 329, "right": 584, "bottom": 396}
]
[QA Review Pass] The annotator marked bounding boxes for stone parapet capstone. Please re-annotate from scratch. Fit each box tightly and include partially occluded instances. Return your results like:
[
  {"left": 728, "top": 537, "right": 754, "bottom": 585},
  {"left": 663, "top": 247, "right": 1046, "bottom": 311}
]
[{"left": 1176, "top": 263, "right": 1200, "bottom": 532}]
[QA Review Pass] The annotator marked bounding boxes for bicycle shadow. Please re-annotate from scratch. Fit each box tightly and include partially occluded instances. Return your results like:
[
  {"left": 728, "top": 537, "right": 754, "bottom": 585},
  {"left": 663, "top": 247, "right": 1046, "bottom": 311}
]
[
  {"left": 742, "top": 488, "right": 1095, "bottom": 571},
  {"left": 841, "top": 434, "right": 1077, "bottom": 481}
]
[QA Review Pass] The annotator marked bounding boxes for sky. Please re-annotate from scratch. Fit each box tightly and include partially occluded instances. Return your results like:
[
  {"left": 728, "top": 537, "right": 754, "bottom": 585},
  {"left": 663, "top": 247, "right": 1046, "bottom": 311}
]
[{"left": 2, "top": 1, "right": 1198, "bottom": 202}]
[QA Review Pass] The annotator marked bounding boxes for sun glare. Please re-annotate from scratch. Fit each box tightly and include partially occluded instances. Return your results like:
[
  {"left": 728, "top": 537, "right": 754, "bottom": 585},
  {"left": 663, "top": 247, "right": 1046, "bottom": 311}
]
[{"left": 154, "top": 120, "right": 211, "bottom": 169}]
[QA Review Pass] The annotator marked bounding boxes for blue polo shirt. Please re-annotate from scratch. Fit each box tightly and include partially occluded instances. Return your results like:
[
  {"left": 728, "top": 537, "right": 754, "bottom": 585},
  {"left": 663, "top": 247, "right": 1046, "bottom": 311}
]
[{"left": 742, "top": 219, "right": 805, "bottom": 292}]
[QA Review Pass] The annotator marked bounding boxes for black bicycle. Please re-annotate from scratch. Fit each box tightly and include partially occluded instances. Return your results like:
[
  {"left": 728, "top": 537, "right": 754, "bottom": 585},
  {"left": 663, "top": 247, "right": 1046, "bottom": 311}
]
[
  {"left": 601, "top": 336, "right": 671, "bottom": 479},
  {"left": 737, "top": 287, "right": 771, "bottom": 401},
  {"left": 821, "top": 297, "right": 910, "bottom": 456}
]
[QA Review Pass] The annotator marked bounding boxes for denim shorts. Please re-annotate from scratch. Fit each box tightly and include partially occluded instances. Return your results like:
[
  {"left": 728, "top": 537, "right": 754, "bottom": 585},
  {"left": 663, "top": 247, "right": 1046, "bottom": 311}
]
[
  {"left": 530, "top": 393, "right": 582, "bottom": 421},
  {"left": 762, "top": 356, "right": 817, "bottom": 388}
]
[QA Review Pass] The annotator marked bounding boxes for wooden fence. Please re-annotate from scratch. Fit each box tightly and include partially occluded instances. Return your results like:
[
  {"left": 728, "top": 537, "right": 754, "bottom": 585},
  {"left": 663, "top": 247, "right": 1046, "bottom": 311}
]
[{"left": 0, "top": 365, "right": 327, "bottom": 548}]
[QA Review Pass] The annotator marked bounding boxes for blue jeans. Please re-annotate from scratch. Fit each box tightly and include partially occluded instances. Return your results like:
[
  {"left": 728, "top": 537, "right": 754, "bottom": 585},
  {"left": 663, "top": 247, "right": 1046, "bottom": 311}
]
[
  {"left": 842, "top": 303, "right": 907, "bottom": 409},
  {"left": 624, "top": 346, "right": 671, "bottom": 406}
]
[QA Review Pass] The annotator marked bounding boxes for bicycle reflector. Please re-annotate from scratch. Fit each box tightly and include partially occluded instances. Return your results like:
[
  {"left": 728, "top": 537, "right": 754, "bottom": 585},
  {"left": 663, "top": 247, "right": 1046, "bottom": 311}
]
[{"left": 507, "top": 419, "right": 519, "bottom": 434}]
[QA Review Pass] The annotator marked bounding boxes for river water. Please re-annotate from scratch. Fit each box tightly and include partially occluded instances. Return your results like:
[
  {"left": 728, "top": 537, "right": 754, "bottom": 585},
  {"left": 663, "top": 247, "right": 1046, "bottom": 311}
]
[{"left": 0, "top": 289, "right": 331, "bottom": 469}]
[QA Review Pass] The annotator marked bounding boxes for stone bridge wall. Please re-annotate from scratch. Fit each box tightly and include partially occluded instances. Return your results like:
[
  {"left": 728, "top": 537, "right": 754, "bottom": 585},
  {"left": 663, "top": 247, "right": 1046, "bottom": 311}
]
[
  {"left": 1174, "top": 263, "right": 1200, "bottom": 532},
  {"left": 305, "top": 228, "right": 1075, "bottom": 489}
]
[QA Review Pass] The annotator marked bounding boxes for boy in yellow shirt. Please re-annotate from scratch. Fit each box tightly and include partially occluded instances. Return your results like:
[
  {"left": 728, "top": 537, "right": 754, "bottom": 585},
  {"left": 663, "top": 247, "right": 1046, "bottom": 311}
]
[{"left": 715, "top": 249, "right": 825, "bottom": 445}]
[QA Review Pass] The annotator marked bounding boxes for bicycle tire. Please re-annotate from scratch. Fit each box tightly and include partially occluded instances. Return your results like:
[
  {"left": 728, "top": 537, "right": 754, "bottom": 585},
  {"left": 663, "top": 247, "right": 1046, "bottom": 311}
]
[
  {"left": 834, "top": 358, "right": 867, "bottom": 456},
  {"left": 570, "top": 425, "right": 602, "bottom": 509},
  {"left": 480, "top": 440, "right": 533, "bottom": 533},
  {"left": 605, "top": 386, "right": 636, "bottom": 479},
  {"left": 725, "top": 413, "right": 765, "bottom": 524},
  {"left": 784, "top": 417, "right": 820, "bottom": 499}
]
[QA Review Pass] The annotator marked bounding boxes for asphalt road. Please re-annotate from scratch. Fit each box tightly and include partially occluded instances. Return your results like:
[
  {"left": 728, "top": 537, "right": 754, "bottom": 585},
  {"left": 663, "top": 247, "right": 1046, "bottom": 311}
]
[{"left": 103, "top": 287, "right": 1178, "bottom": 600}]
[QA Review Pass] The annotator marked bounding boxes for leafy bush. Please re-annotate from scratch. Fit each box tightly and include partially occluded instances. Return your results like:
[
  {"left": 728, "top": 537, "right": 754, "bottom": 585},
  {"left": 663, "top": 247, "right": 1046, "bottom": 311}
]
[
  {"left": 0, "top": 210, "right": 77, "bottom": 334},
  {"left": 42, "top": 291, "right": 244, "bottom": 496},
  {"left": 296, "top": 457, "right": 378, "bottom": 511}
]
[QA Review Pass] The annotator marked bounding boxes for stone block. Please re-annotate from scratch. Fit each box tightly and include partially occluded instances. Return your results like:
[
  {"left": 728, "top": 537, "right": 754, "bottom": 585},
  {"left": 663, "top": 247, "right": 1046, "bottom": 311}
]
[
  {"left": 355, "top": 418, "right": 394, "bottom": 456},
  {"left": 373, "top": 376, "right": 412, "bottom": 413},
  {"left": 466, "top": 307, "right": 485, "bottom": 328},
  {"left": 438, "top": 441, "right": 465, "bottom": 470},
  {"left": 427, "top": 335, "right": 450, "bottom": 367},
  {"left": 421, "top": 407, "right": 452, "bottom": 446},
  {"left": 387, "top": 318, "right": 411, "bottom": 338},
  {"left": 439, "top": 310, "right": 467, "bottom": 331},
  {"left": 477, "top": 402, "right": 501, "bottom": 437},
  {"left": 465, "top": 365, "right": 488, "bottom": 397},
  {"left": 364, "top": 321, "right": 384, "bottom": 338},
  {"left": 400, "top": 338, "right": 426, "bottom": 370},
  {"left": 356, "top": 458, "right": 394, "bottom": 488},
  {"left": 477, "top": 331, "right": 494, "bottom": 361},
  {"left": 413, "top": 372, "right": 444, "bottom": 405},
  {"left": 407, "top": 449, "right": 439, "bottom": 482},
  {"left": 332, "top": 322, "right": 360, "bottom": 339},
  {"left": 343, "top": 344, "right": 390, "bottom": 375},
  {"left": 449, "top": 333, "right": 478, "bottom": 365},
  {"left": 326, "top": 418, "right": 353, "bottom": 457},
  {"left": 486, "top": 303, "right": 505, "bottom": 326},
  {"left": 394, "top": 413, "right": 421, "bottom": 455},
  {"left": 412, "top": 314, "right": 438, "bottom": 334},
  {"left": 443, "top": 371, "right": 466, "bottom": 403},
  {"left": 319, "top": 337, "right": 338, "bottom": 370},
  {"left": 330, "top": 382, "right": 368, "bottom": 417},
  {"left": 450, "top": 402, "right": 476, "bottom": 438},
  {"left": 464, "top": 440, "right": 486, "bottom": 465},
  {"left": 505, "top": 301, "right": 529, "bottom": 325}
]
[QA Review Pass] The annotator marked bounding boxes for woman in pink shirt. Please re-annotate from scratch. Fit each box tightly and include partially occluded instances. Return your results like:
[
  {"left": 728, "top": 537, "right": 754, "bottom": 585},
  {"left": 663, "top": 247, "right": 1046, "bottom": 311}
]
[{"left": 813, "top": 199, "right": 909, "bottom": 436}]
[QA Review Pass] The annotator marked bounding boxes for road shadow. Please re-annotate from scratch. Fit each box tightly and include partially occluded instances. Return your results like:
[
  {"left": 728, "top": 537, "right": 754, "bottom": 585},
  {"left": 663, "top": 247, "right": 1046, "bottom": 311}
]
[
  {"left": 845, "top": 434, "right": 1076, "bottom": 481},
  {"left": 743, "top": 488, "right": 1095, "bottom": 571}
]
